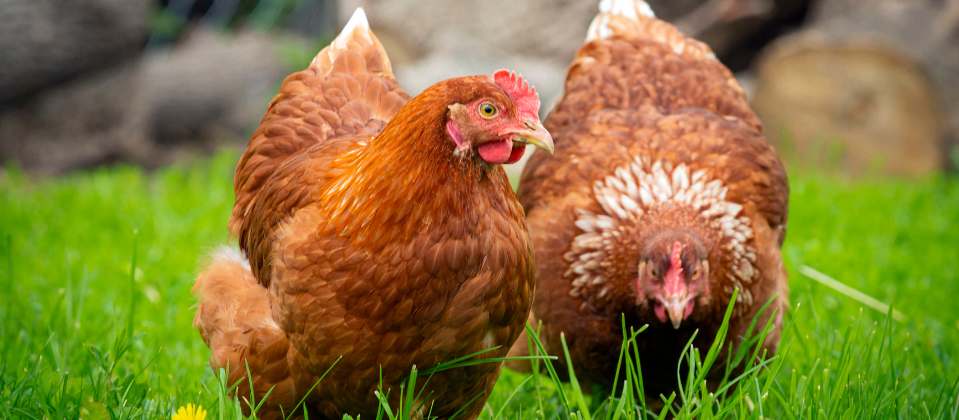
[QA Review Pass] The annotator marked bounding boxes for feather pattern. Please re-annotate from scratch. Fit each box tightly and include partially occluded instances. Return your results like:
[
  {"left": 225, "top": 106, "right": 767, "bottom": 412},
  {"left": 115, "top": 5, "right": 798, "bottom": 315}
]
[{"left": 566, "top": 157, "right": 758, "bottom": 303}]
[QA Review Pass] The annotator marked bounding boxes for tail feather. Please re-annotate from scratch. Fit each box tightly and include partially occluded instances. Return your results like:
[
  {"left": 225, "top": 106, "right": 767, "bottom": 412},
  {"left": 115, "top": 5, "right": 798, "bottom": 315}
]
[
  {"left": 310, "top": 7, "right": 394, "bottom": 77},
  {"left": 585, "top": 0, "right": 716, "bottom": 60},
  {"left": 193, "top": 247, "right": 297, "bottom": 416}
]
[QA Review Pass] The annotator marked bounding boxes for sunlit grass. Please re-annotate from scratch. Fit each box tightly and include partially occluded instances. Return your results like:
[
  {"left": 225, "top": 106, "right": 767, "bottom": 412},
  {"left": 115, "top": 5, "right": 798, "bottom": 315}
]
[{"left": 1, "top": 151, "right": 957, "bottom": 418}]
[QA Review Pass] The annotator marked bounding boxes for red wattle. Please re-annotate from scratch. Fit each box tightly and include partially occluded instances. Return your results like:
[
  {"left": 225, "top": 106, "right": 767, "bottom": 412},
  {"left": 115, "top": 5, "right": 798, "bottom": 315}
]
[
  {"left": 506, "top": 144, "right": 527, "bottom": 164},
  {"left": 654, "top": 304, "right": 667, "bottom": 323},
  {"left": 477, "top": 139, "right": 514, "bottom": 164}
]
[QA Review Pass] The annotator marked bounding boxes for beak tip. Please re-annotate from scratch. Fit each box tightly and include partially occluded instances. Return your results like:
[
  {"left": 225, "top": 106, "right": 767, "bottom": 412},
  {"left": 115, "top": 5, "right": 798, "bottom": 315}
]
[
  {"left": 540, "top": 130, "right": 555, "bottom": 155},
  {"left": 531, "top": 134, "right": 554, "bottom": 155},
  {"left": 519, "top": 119, "right": 554, "bottom": 155},
  {"left": 664, "top": 302, "right": 687, "bottom": 330}
]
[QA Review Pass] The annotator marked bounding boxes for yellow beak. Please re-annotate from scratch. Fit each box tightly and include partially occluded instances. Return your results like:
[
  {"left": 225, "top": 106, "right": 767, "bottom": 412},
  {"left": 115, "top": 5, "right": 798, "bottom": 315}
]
[
  {"left": 512, "top": 119, "right": 554, "bottom": 155},
  {"left": 660, "top": 292, "right": 694, "bottom": 330}
]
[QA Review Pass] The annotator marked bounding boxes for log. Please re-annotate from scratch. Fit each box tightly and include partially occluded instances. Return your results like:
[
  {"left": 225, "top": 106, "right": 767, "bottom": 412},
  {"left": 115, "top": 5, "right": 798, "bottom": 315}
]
[{"left": 752, "top": 0, "right": 959, "bottom": 176}]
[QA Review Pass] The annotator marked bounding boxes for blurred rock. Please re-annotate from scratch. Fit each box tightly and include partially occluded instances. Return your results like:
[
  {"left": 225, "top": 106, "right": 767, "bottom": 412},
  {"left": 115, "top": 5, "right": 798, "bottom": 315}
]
[
  {"left": 0, "top": 61, "right": 150, "bottom": 174},
  {"left": 0, "top": 23, "right": 304, "bottom": 174},
  {"left": 0, "top": 0, "right": 149, "bottom": 103},
  {"left": 142, "top": 28, "right": 303, "bottom": 151}
]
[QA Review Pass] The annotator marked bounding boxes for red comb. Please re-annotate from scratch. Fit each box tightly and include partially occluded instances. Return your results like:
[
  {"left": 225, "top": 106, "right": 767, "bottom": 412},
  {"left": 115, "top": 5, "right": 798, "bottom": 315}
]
[
  {"left": 669, "top": 241, "right": 684, "bottom": 272},
  {"left": 663, "top": 241, "right": 686, "bottom": 294},
  {"left": 493, "top": 69, "right": 541, "bottom": 119}
]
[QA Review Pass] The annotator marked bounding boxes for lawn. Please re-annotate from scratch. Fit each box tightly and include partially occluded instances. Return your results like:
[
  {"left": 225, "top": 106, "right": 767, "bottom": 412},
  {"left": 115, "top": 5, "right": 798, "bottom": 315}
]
[{"left": 1, "top": 151, "right": 957, "bottom": 419}]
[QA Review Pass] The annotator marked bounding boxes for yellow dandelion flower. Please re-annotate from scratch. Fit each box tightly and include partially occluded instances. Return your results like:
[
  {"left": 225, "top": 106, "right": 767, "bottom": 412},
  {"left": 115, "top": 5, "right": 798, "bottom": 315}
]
[{"left": 172, "top": 403, "right": 207, "bottom": 420}]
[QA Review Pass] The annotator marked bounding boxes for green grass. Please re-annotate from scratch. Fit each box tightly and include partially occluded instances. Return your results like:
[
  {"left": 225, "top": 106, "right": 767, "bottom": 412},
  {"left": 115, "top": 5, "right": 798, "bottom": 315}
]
[{"left": 1, "top": 151, "right": 958, "bottom": 418}]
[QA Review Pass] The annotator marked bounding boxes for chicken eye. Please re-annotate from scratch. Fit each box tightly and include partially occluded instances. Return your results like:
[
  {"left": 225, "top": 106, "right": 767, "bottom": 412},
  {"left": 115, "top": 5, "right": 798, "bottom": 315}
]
[
  {"left": 648, "top": 264, "right": 659, "bottom": 278},
  {"left": 478, "top": 102, "right": 498, "bottom": 119}
]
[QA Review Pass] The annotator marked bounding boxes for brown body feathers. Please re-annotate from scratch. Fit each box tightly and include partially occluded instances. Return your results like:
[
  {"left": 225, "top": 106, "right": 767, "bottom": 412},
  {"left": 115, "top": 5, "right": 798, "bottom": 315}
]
[{"left": 193, "top": 9, "right": 535, "bottom": 419}]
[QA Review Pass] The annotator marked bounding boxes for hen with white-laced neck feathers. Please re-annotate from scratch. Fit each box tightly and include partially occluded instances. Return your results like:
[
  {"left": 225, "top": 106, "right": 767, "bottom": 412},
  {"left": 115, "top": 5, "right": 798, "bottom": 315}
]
[{"left": 510, "top": 0, "right": 789, "bottom": 402}]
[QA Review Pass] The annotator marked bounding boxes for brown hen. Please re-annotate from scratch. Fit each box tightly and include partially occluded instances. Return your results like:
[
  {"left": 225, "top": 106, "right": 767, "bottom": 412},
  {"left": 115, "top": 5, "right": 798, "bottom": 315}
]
[
  {"left": 511, "top": 0, "right": 789, "bottom": 402},
  {"left": 193, "top": 8, "right": 553, "bottom": 419}
]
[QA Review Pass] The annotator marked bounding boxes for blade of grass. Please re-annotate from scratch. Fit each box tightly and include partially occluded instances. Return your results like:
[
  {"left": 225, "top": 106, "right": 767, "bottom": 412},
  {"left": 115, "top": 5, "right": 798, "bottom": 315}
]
[
  {"left": 799, "top": 265, "right": 906, "bottom": 321},
  {"left": 285, "top": 355, "right": 343, "bottom": 420},
  {"left": 521, "top": 323, "right": 571, "bottom": 411},
  {"left": 493, "top": 374, "right": 533, "bottom": 419},
  {"left": 559, "top": 333, "right": 592, "bottom": 420}
]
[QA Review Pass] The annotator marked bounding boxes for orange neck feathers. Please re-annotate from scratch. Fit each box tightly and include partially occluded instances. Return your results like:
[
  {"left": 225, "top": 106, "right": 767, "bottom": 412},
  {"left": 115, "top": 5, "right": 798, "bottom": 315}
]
[{"left": 320, "top": 78, "right": 515, "bottom": 247}]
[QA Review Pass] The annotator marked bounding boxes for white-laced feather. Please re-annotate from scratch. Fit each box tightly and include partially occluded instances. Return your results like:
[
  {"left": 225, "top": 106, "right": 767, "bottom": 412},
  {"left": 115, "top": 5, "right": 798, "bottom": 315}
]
[{"left": 566, "top": 156, "right": 758, "bottom": 307}]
